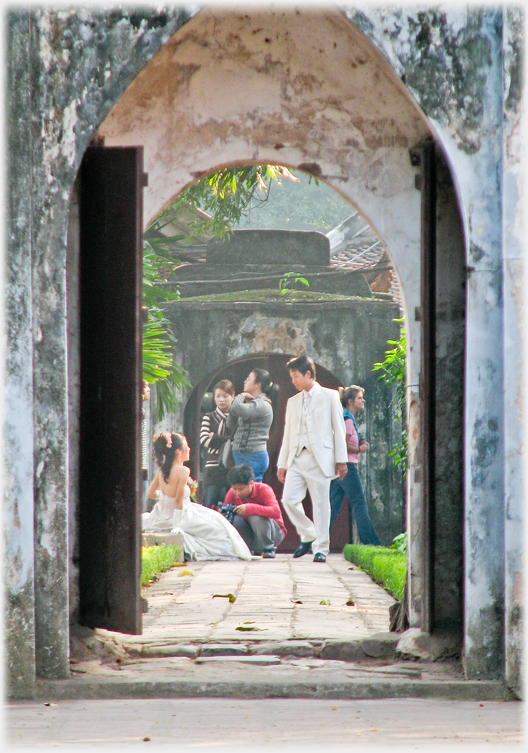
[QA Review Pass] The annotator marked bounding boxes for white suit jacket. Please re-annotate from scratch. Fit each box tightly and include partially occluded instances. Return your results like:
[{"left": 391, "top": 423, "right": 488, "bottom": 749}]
[{"left": 277, "top": 382, "right": 348, "bottom": 478}]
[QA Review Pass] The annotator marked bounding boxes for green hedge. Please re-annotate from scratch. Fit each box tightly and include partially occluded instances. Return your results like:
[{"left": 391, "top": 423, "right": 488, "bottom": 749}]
[
  {"left": 141, "top": 544, "right": 183, "bottom": 586},
  {"left": 343, "top": 544, "right": 406, "bottom": 601}
]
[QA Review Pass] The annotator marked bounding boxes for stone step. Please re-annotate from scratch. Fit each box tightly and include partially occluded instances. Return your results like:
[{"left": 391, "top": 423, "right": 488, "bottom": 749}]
[
  {"left": 200, "top": 643, "right": 248, "bottom": 656},
  {"left": 195, "top": 655, "right": 281, "bottom": 666},
  {"left": 122, "top": 634, "right": 402, "bottom": 662}
]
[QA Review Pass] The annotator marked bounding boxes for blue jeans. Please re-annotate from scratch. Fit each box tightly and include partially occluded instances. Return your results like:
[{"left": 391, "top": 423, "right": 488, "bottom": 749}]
[
  {"left": 329, "top": 463, "right": 381, "bottom": 545},
  {"left": 203, "top": 483, "right": 228, "bottom": 510},
  {"left": 232, "top": 450, "right": 269, "bottom": 482}
]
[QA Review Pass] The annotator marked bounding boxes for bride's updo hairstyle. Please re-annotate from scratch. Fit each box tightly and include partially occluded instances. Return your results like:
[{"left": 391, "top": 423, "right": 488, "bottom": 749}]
[{"left": 153, "top": 432, "right": 185, "bottom": 483}]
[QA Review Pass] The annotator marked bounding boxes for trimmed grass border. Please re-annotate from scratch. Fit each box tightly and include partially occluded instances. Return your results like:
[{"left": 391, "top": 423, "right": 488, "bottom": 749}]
[
  {"left": 141, "top": 544, "right": 183, "bottom": 586},
  {"left": 343, "top": 544, "right": 406, "bottom": 601}
]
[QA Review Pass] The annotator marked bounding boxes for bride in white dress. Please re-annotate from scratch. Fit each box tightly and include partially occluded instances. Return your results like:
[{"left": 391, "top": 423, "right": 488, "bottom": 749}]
[{"left": 142, "top": 432, "right": 251, "bottom": 561}]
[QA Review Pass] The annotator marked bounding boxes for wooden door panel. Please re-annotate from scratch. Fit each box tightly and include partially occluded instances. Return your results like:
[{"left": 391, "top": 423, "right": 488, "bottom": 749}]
[{"left": 78, "top": 146, "right": 143, "bottom": 634}]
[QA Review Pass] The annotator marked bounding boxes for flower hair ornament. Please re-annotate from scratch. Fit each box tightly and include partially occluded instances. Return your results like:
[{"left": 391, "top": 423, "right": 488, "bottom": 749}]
[{"left": 165, "top": 433, "right": 173, "bottom": 448}]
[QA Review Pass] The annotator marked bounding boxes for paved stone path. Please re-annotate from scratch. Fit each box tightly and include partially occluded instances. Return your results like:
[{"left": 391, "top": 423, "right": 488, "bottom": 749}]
[{"left": 133, "top": 553, "right": 395, "bottom": 646}]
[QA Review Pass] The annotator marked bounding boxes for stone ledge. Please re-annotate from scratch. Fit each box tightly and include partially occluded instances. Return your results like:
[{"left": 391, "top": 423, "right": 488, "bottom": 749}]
[
  {"left": 320, "top": 633, "right": 401, "bottom": 661},
  {"left": 396, "top": 628, "right": 463, "bottom": 661},
  {"left": 142, "top": 533, "right": 184, "bottom": 552},
  {"left": 29, "top": 677, "right": 517, "bottom": 702}
]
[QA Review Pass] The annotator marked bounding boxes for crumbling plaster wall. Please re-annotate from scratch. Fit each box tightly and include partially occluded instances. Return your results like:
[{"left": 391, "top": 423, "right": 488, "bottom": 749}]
[
  {"left": 345, "top": 5, "right": 523, "bottom": 687},
  {"left": 501, "top": 8, "right": 524, "bottom": 699},
  {"left": 6, "top": 5, "right": 196, "bottom": 697},
  {"left": 5, "top": 4, "right": 522, "bottom": 694}
]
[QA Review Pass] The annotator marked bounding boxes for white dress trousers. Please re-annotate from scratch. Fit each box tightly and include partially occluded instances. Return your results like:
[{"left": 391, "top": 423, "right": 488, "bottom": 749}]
[{"left": 281, "top": 449, "right": 332, "bottom": 556}]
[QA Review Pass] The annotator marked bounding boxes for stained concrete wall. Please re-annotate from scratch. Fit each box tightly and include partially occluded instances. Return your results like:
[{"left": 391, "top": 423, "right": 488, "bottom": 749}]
[
  {"left": 5, "top": 6, "right": 195, "bottom": 698},
  {"left": 502, "top": 7, "right": 524, "bottom": 699},
  {"left": 4, "top": 5, "right": 524, "bottom": 696},
  {"left": 345, "top": 6, "right": 523, "bottom": 685}
]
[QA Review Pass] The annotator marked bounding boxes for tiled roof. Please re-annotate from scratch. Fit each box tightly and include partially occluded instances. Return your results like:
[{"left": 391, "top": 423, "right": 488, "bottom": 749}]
[{"left": 327, "top": 215, "right": 402, "bottom": 307}]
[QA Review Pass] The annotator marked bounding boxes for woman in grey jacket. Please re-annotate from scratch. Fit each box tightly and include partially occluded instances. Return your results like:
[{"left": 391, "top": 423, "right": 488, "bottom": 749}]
[{"left": 227, "top": 368, "right": 274, "bottom": 482}]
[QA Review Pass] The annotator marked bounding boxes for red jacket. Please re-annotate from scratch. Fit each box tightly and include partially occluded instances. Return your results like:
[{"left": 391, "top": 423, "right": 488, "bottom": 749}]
[{"left": 224, "top": 482, "right": 287, "bottom": 537}]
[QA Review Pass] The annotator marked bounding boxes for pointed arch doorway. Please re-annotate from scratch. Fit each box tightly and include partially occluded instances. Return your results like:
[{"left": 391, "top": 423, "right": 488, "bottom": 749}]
[{"left": 71, "top": 6, "right": 466, "bottom": 648}]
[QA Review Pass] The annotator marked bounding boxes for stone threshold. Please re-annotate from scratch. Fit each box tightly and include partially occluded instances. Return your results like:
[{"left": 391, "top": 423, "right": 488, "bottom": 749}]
[{"left": 30, "top": 676, "right": 515, "bottom": 703}]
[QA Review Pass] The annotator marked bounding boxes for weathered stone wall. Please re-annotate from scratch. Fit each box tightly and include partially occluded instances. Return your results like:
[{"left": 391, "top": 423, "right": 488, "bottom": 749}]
[
  {"left": 163, "top": 299, "right": 404, "bottom": 545},
  {"left": 6, "top": 6, "right": 195, "bottom": 695},
  {"left": 345, "top": 5, "right": 522, "bottom": 685},
  {"left": 501, "top": 7, "right": 524, "bottom": 700},
  {"left": 6, "top": 11, "right": 37, "bottom": 698}
]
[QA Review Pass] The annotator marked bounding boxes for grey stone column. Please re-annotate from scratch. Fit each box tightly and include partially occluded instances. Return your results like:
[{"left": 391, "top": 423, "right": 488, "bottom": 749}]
[
  {"left": 5, "top": 11, "right": 37, "bottom": 697},
  {"left": 502, "top": 7, "right": 524, "bottom": 699},
  {"left": 461, "top": 11, "right": 505, "bottom": 680}
]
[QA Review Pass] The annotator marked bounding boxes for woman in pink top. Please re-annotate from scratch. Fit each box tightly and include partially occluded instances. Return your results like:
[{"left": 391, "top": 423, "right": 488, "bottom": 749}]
[{"left": 329, "top": 385, "right": 381, "bottom": 545}]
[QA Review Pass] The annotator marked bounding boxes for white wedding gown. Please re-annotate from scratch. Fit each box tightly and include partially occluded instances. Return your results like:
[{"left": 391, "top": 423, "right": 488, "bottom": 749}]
[{"left": 142, "top": 485, "right": 251, "bottom": 561}]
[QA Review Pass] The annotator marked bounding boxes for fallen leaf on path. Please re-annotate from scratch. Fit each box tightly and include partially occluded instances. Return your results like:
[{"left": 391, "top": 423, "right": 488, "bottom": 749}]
[
  {"left": 236, "top": 626, "right": 264, "bottom": 631},
  {"left": 172, "top": 563, "right": 187, "bottom": 567},
  {"left": 319, "top": 599, "right": 331, "bottom": 605},
  {"left": 346, "top": 599, "right": 355, "bottom": 606},
  {"left": 243, "top": 621, "right": 254, "bottom": 624},
  {"left": 291, "top": 599, "right": 303, "bottom": 604},
  {"left": 178, "top": 570, "right": 193, "bottom": 577},
  {"left": 212, "top": 593, "right": 236, "bottom": 603}
]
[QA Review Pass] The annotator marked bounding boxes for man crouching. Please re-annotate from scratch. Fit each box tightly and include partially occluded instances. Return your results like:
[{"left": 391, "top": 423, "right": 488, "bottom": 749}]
[{"left": 224, "top": 464, "right": 287, "bottom": 558}]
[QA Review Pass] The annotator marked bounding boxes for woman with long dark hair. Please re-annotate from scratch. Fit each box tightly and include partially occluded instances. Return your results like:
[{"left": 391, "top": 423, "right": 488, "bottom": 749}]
[
  {"left": 200, "top": 379, "right": 235, "bottom": 509},
  {"left": 142, "top": 432, "right": 251, "bottom": 561},
  {"left": 227, "top": 368, "right": 274, "bottom": 482},
  {"left": 329, "top": 385, "right": 381, "bottom": 545}
]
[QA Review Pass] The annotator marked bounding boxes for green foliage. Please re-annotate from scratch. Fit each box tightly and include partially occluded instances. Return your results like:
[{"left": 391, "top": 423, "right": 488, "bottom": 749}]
[
  {"left": 343, "top": 544, "right": 406, "bottom": 601},
  {"left": 279, "top": 271, "right": 310, "bottom": 295},
  {"left": 238, "top": 170, "right": 353, "bottom": 233},
  {"left": 391, "top": 531, "right": 407, "bottom": 554},
  {"left": 162, "top": 165, "right": 300, "bottom": 240},
  {"left": 142, "top": 239, "right": 191, "bottom": 422},
  {"left": 373, "top": 316, "right": 407, "bottom": 470},
  {"left": 141, "top": 544, "right": 183, "bottom": 586}
]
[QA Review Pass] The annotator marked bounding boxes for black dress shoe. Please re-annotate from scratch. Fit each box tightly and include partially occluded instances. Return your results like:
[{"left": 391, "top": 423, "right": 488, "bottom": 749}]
[
  {"left": 293, "top": 541, "right": 313, "bottom": 558},
  {"left": 313, "top": 552, "right": 326, "bottom": 563},
  {"left": 262, "top": 549, "right": 276, "bottom": 559}
]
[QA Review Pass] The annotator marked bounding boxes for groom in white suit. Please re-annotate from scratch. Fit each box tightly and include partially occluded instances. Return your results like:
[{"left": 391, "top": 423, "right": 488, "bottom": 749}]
[{"left": 277, "top": 355, "right": 347, "bottom": 562}]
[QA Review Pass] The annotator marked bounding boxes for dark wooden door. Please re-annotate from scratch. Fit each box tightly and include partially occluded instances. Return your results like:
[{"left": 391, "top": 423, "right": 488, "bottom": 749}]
[
  {"left": 185, "top": 354, "right": 347, "bottom": 552},
  {"left": 419, "top": 139, "right": 437, "bottom": 633},
  {"left": 78, "top": 146, "right": 143, "bottom": 634}
]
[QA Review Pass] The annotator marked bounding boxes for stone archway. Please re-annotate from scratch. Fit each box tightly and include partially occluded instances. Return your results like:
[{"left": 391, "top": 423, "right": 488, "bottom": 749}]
[
  {"left": 16, "top": 6, "right": 514, "bottom": 698},
  {"left": 94, "top": 6, "right": 465, "bottom": 635}
]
